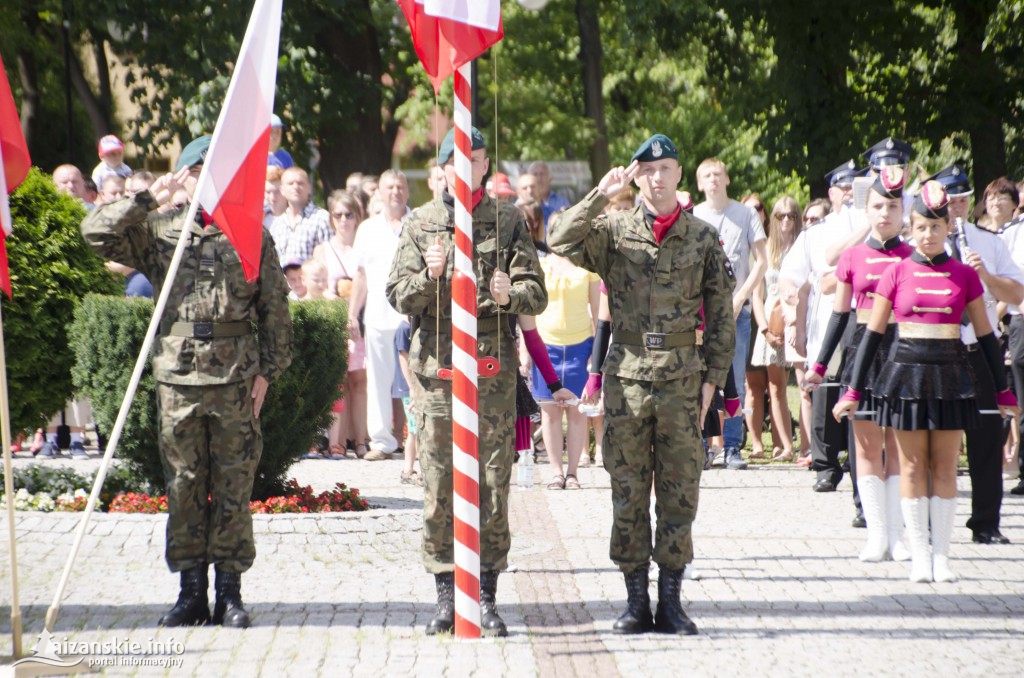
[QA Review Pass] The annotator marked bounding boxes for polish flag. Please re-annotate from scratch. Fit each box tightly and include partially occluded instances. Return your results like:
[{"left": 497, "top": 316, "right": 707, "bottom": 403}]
[
  {"left": 0, "top": 51, "right": 32, "bottom": 299},
  {"left": 193, "top": 0, "right": 281, "bottom": 282},
  {"left": 397, "top": 0, "right": 503, "bottom": 93}
]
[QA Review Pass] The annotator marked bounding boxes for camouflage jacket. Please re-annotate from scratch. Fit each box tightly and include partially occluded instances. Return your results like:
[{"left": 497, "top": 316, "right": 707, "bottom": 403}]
[
  {"left": 80, "top": 191, "right": 293, "bottom": 386},
  {"left": 386, "top": 193, "right": 547, "bottom": 378},
  {"left": 548, "top": 188, "right": 735, "bottom": 385}
]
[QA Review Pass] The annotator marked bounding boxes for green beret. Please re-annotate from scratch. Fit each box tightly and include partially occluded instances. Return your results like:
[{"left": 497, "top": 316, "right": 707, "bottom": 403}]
[
  {"left": 438, "top": 126, "right": 487, "bottom": 165},
  {"left": 631, "top": 134, "right": 678, "bottom": 163},
  {"left": 176, "top": 136, "right": 212, "bottom": 171}
]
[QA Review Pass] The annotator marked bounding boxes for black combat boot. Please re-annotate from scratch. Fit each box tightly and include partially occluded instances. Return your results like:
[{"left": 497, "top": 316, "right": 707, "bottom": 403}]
[
  {"left": 212, "top": 567, "right": 251, "bottom": 628},
  {"left": 653, "top": 568, "right": 698, "bottom": 635},
  {"left": 425, "top": 573, "right": 455, "bottom": 635},
  {"left": 612, "top": 568, "right": 654, "bottom": 634},
  {"left": 158, "top": 565, "right": 210, "bottom": 627},
  {"left": 480, "top": 571, "right": 508, "bottom": 637}
]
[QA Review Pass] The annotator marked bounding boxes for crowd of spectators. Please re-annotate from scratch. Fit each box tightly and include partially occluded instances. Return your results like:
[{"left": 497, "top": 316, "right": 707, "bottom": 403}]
[{"left": 21, "top": 124, "right": 1024, "bottom": 508}]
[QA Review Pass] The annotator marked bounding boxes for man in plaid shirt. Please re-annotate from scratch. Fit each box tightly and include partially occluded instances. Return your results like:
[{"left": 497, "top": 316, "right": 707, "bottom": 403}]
[{"left": 269, "top": 166, "right": 331, "bottom": 263}]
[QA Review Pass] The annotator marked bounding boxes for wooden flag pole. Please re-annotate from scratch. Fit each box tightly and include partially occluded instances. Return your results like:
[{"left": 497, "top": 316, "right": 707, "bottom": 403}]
[
  {"left": 1, "top": 300, "right": 24, "bottom": 659},
  {"left": 0, "top": 137, "right": 24, "bottom": 659}
]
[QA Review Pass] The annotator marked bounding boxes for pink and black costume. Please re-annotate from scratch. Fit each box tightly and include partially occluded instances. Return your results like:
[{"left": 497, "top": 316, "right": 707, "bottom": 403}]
[{"left": 840, "top": 195, "right": 1017, "bottom": 430}]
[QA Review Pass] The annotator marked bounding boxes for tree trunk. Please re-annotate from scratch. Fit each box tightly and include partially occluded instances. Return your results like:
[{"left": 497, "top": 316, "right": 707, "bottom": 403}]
[
  {"left": 67, "top": 42, "right": 111, "bottom": 141},
  {"left": 313, "top": 4, "right": 391, "bottom": 192},
  {"left": 15, "top": 49, "right": 40, "bottom": 147},
  {"left": 951, "top": 0, "right": 1006, "bottom": 188},
  {"left": 576, "top": 0, "right": 609, "bottom": 180}
]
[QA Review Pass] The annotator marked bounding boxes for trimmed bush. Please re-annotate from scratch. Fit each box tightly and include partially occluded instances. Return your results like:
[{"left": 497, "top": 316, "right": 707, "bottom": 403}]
[
  {"left": 70, "top": 295, "right": 347, "bottom": 499},
  {"left": 2, "top": 168, "right": 120, "bottom": 432}
]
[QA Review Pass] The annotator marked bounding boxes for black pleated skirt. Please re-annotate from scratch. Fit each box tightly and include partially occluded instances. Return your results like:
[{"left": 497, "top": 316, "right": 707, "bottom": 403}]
[
  {"left": 515, "top": 370, "right": 540, "bottom": 419},
  {"left": 842, "top": 322, "right": 898, "bottom": 413},
  {"left": 701, "top": 390, "right": 725, "bottom": 438},
  {"left": 872, "top": 337, "right": 978, "bottom": 431}
]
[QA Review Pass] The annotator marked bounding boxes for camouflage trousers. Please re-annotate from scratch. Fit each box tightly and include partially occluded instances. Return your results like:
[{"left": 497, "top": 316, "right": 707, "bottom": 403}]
[
  {"left": 157, "top": 380, "right": 262, "bottom": 574},
  {"left": 603, "top": 375, "right": 703, "bottom": 571},
  {"left": 412, "top": 368, "right": 515, "bottom": 574}
]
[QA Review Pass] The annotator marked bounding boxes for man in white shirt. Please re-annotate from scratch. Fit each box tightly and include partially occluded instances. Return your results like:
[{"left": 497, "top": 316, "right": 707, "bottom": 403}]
[
  {"left": 694, "top": 158, "right": 767, "bottom": 470},
  {"left": 781, "top": 161, "right": 864, "bottom": 501},
  {"left": 349, "top": 169, "right": 410, "bottom": 459}
]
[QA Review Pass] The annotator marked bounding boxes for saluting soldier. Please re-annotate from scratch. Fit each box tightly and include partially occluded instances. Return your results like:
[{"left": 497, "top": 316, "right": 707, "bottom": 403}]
[
  {"left": 81, "top": 136, "right": 293, "bottom": 629},
  {"left": 386, "top": 127, "right": 547, "bottom": 638},
  {"left": 548, "top": 134, "right": 735, "bottom": 635}
]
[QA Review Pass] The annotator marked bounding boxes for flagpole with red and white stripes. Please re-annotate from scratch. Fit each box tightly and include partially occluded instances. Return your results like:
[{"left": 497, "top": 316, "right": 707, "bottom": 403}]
[{"left": 450, "top": 61, "right": 481, "bottom": 639}]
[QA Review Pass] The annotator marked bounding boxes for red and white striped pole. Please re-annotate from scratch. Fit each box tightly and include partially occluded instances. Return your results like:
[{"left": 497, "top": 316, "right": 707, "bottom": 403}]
[{"left": 450, "top": 61, "right": 482, "bottom": 639}]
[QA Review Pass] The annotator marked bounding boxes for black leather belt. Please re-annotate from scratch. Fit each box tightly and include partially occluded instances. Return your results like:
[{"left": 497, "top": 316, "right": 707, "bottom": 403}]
[
  {"left": 615, "top": 330, "right": 697, "bottom": 350},
  {"left": 168, "top": 321, "right": 251, "bottom": 339}
]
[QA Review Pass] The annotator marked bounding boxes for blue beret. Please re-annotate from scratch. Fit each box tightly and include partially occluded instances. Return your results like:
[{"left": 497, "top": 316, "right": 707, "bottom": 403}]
[
  {"left": 824, "top": 159, "right": 866, "bottom": 187},
  {"left": 862, "top": 136, "right": 913, "bottom": 170},
  {"left": 925, "top": 163, "right": 972, "bottom": 196},
  {"left": 438, "top": 126, "right": 487, "bottom": 165},
  {"left": 631, "top": 134, "right": 678, "bottom": 163},
  {"left": 176, "top": 136, "right": 212, "bottom": 171}
]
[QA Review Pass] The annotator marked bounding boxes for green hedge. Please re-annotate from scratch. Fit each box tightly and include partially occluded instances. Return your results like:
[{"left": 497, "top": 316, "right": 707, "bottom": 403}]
[
  {"left": 70, "top": 295, "right": 347, "bottom": 499},
  {"left": 3, "top": 168, "right": 121, "bottom": 432}
]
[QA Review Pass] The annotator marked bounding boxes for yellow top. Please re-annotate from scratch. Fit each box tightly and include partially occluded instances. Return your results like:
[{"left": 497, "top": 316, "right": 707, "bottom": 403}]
[{"left": 536, "top": 258, "right": 600, "bottom": 345}]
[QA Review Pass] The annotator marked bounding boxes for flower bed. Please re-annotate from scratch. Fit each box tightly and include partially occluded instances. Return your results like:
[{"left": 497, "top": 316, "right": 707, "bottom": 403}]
[{"left": 1, "top": 465, "right": 368, "bottom": 514}]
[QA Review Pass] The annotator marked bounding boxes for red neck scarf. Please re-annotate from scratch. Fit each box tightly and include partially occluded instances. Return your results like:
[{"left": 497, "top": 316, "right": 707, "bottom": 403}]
[
  {"left": 652, "top": 204, "right": 681, "bottom": 245},
  {"left": 472, "top": 187, "right": 485, "bottom": 211}
]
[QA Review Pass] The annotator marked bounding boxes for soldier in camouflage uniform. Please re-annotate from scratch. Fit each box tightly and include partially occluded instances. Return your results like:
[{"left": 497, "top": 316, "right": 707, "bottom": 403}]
[
  {"left": 548, "top": 134, "right": 735, "bottom": 635},
  {"left": 80, "top": 136, "right": 293, "bottom": 629},
  {"left": 386, "top": 127, "right": 547, "bottom": 637}
]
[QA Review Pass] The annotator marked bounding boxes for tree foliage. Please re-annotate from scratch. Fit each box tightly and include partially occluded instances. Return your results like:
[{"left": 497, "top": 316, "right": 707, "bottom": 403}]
[
  {"left": 4, "top": 169, "right": 121, "bottom": 433},
  {"left": 3, "top": 1, "right": 1022, "bottom": 207},
  {"left": 69, "top": 295, "right": 347, "bottom": 500}
]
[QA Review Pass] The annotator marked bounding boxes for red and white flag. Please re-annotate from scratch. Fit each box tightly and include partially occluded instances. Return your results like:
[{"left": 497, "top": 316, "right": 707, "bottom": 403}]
[
  {"left": 0, "top": 51, "right": 32, "bottom": 299},
  {"left": 397, "top": 0, "right": 503, "bottom": 93},
  {"left": 194, "top": 0, "right": 281, "bottom": 282}
]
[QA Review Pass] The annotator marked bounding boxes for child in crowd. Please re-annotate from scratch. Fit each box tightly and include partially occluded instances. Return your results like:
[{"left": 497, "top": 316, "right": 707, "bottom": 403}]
[
  {"left": 395, "top": 319, "right": 420, "bottom": 484},
  {"left": 298, "top": 260, "right": 335, "bottom": 301},
  {"left": 91, "top": 135, "right": 133, "bottom": 188},
  {"left": 283, "top": 262, "right": 306, "bottom": 301}
]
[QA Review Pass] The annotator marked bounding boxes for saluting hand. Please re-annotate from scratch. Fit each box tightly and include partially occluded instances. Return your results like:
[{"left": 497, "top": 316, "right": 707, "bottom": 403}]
[
  {"left": 150, "top": 167, "right": 192, "bottom": 207},
  {"left": 425, "top": 236, "right": 446, "bottom": 280},
  {"left": 598, "top": 161, "right": 639, "bottom": 199},
  {"left": 490, "top": 269, "right": 512, "bottom": 306}
]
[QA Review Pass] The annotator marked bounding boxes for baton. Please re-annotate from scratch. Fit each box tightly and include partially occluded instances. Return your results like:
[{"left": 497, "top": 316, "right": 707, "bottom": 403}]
[{"left": 841, "top": 409, "right": 1007, "bottom": 418}]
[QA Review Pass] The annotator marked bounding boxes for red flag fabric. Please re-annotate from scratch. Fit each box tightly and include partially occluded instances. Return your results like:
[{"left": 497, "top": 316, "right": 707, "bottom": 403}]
[
  {"left": 1, "top": 51, "right": 32, "bottom": 298},
  {"left": 193, "top": 0, "right": 281, "bottom": 283},
  {"left": 397, "top": 0, "right": 503, "bottom": 93}
]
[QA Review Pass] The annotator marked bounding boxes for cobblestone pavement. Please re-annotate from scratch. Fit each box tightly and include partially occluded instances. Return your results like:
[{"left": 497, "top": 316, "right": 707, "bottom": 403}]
[{"left": 2, "top": 453, "right": 1023, "bottom": 677}]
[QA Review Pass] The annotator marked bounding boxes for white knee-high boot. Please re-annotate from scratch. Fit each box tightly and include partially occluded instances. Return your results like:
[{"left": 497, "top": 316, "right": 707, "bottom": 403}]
[
  {"left": 857, "top": 475, "right": 889, "bottom": 562},
  {"left": 901, "top": 497, "right": 932, "bottom": 582},
  {"left": 929, "top": 496, "right": 958, "bottom": 583},
  {"left": 886, "top": 476, "right": 909, "bottom": 561}
]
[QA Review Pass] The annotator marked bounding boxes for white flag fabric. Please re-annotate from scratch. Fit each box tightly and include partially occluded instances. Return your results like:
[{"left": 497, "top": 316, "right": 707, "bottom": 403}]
[
  {"left": 193, "top": 0, "right": 281, "bottom": 282},
  {"left": 424, "top": 0, "right": 501, "bottom": 32}
]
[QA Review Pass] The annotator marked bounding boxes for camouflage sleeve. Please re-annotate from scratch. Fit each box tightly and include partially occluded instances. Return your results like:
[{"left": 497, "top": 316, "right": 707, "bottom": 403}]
[
  {"left": 79, "top": 190, "right": 159, "bottom": 269},
  {"left": 504, "top": 212, "right": 547, "bottom": 316},
  {"left": 255, "top": 231, "right": 293, "bottom": 381},
  {"left": 546, "top": 187, "right": 612, "bottom": 278},
  {"left": 701, "top": 237, "right": 736, "bottom": 387},
  {"left": 386, "top": 217, "right": 440, "bottom": 316}
]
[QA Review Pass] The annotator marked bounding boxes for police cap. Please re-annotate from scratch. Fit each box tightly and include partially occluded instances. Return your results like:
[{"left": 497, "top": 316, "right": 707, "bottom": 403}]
[
  {"left": 824, "top": 159, "right": 864, "bottom": 187},
  {"left": 862, "top": 136, "right": 914, "bottom": 170},
  {"left": 924, "top": 163, "right": 973, "bottom": 197}
]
